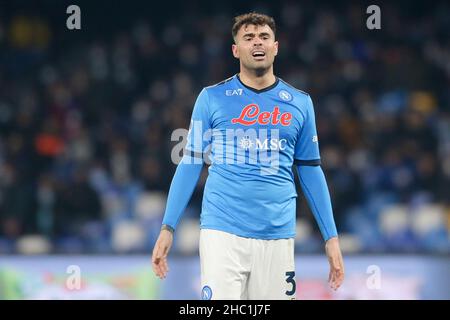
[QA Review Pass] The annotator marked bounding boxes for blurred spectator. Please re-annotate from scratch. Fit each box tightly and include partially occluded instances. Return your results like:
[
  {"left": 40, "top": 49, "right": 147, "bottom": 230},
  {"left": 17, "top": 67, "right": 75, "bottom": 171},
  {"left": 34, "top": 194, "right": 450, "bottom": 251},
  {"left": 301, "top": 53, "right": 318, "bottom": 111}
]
[{"left": 53, "top": 167, "right": 101, "bottom": 237}]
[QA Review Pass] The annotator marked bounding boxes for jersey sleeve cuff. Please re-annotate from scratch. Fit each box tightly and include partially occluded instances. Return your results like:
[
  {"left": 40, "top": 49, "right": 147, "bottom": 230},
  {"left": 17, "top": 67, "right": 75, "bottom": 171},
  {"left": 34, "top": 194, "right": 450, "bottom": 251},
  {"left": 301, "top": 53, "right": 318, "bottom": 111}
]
[
  {"left": 184, "top": 149, "right": 206, "bottom": 159},
  {"left": 294, "top": 158, "right": 321, "bottom": 166},
  {"left": 161, "top": 224, "right": 175, "bottom": 234}
]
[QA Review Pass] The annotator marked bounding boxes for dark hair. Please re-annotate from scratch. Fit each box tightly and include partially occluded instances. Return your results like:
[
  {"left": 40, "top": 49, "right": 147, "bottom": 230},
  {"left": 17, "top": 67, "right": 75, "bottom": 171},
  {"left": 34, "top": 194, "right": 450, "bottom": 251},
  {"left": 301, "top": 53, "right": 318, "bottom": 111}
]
[{"left": 232, "top": 12, "right": 276, "bottom": 40}]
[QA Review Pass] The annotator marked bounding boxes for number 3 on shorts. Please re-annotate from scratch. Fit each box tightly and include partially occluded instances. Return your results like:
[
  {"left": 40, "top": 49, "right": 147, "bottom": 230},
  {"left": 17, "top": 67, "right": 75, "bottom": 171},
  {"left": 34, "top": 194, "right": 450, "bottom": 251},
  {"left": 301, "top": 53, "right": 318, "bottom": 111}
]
[{"left": 285, "top": 271, "right": 296, "bottom": 296}]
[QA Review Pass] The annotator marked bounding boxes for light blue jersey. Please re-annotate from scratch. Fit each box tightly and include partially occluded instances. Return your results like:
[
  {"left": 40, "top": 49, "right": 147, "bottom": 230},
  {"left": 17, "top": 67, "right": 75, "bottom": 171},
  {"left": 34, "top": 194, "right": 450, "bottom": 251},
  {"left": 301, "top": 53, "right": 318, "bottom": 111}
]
[{"left": 185, "top": 74, "right": 321, "bottom": 239}]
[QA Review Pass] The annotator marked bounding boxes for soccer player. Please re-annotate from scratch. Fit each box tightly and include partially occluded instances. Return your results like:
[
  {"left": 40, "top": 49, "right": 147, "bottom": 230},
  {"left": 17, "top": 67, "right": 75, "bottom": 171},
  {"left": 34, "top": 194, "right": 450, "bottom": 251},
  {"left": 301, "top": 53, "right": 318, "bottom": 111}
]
[{"left": 152, "top": 12, "right": 344, "bottom": 300}]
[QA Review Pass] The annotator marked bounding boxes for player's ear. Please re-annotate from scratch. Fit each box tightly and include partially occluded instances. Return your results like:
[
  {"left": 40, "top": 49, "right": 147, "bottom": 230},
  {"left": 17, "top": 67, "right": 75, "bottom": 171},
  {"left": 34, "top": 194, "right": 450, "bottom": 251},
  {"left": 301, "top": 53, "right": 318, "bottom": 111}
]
[
  {"left": 274, "top": 41, "right": 278, "bottom": 57},
  {"left": 232, "top": 43, "right": 239, "bottom": 59}
]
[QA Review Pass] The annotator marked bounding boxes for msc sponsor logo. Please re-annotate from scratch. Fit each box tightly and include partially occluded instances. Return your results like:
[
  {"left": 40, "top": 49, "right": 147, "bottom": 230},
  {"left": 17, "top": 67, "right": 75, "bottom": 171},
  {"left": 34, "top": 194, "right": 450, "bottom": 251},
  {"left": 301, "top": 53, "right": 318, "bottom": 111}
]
[{"left": 239, "top": 136, "right": 287, "bottom": 151}]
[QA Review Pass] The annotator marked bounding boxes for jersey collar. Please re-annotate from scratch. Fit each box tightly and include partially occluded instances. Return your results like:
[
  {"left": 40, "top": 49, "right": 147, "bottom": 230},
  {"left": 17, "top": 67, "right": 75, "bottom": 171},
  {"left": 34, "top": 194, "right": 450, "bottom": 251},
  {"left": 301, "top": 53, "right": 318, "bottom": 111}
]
[{"left": 236, "top": 74, "right": 279, "bottom": 94}]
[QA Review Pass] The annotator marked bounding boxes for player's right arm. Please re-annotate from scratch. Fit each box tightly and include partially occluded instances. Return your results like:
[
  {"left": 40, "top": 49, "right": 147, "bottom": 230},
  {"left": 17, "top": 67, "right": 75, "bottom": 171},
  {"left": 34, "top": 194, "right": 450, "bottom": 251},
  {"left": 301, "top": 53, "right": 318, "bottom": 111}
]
[
  {"left": 152, "top": 156, "right": 204, "bottom": 279},
  {"left": 152, "top": 88, "right": 212, "bottom": 279}
]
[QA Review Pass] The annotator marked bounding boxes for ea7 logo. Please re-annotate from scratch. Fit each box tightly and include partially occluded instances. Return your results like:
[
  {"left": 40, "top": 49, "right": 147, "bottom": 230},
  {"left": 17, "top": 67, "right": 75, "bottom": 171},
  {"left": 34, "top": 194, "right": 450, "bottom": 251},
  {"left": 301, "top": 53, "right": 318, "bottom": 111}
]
[{"left": 226, "top": 89, "right": 243, "bottom": 96}]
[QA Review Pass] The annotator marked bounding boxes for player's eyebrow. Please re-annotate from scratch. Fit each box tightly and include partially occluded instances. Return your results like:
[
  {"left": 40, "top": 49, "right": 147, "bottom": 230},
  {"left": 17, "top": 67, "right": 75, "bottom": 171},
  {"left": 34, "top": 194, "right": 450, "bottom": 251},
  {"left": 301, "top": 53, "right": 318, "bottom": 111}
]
[
  {"left": 242, "top": 32, "right": 271, "bottom": 38},
  {"left": 258, "top": 32, "right": 271, "bottom": 38}
]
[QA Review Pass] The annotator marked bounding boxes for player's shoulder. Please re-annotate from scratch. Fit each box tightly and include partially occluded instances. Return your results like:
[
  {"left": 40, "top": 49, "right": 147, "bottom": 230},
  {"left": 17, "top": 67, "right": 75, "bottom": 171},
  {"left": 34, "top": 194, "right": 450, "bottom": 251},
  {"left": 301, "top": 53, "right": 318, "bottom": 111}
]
[
  {"left": 277, "top": 77, "right": 310, "bottom": 99},
  {"left": 199, "top": 75, "right": 237, "bottom": 104},
  {"left": 195, "top": 75, "right": 236, "bottom": 107},
  {"left": 277, "top": 78, "right": 314, "bottom": 116}
]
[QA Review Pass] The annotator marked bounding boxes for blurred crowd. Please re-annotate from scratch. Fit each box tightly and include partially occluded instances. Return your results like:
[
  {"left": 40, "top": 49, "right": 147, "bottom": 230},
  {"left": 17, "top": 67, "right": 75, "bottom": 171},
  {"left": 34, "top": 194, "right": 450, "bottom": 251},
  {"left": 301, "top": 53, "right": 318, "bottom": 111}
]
[{"left": 0, "top": 1, "right": 449, "bottom": 254}]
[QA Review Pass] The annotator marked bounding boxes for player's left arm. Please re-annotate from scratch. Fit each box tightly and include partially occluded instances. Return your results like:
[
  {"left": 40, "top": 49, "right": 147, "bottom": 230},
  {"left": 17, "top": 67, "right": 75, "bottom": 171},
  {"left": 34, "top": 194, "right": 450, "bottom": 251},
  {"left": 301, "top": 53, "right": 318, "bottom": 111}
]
[
  {"left": 296, "top": 164, "right": 344, "bottom": 290},
  {"left": 294, "top": 94, "right": 344, "bottom": 290}
]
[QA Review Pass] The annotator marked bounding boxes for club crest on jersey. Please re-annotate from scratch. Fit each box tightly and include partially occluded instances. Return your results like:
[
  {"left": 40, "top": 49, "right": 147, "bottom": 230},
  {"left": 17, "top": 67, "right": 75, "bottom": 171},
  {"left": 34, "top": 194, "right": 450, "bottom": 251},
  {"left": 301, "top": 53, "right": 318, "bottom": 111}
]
[
  {"left": 278, "top": 90, "right": 293, "bottom": 102},
  {"left": 231, "top": 103, "right": 292, "bottom": 126},
  {"left": 225, "top": 89, "right": 243, "bottom": 96},
  {"left": 201, "top": 286, "right": 212, "bottom": 300}
]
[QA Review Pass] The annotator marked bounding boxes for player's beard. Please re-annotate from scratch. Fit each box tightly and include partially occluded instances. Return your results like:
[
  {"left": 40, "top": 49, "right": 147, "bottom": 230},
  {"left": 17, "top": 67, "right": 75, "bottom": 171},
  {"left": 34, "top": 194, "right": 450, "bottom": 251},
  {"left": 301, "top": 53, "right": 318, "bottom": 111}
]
[{"left": 242, "top": 56, "right": 274, "bottom": 77}]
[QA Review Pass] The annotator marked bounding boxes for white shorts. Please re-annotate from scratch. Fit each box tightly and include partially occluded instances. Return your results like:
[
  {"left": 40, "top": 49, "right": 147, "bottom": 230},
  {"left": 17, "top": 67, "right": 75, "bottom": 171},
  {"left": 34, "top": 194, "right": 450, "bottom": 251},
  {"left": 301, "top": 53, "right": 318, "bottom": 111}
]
[{"left": 199, "top": 229, "right": 296, "bottom": 300}]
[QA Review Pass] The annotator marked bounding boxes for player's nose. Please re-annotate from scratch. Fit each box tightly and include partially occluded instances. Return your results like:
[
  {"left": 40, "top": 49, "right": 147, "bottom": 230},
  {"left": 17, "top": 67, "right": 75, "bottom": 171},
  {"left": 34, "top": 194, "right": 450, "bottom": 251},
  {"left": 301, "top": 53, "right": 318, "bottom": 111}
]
[
  {"left": 253, "top": 37, "right": 263, "bottom": 46},
  {"left": 253, "top": 39, "right": 263, "bottom": 46}
]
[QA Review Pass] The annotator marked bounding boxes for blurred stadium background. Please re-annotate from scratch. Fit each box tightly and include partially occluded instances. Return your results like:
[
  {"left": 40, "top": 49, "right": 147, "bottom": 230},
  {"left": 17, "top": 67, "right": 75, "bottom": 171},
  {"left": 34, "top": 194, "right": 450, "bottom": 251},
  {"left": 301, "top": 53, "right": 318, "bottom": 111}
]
[{"left": 0, "top": 0, "right": 449, "bottom": 299}]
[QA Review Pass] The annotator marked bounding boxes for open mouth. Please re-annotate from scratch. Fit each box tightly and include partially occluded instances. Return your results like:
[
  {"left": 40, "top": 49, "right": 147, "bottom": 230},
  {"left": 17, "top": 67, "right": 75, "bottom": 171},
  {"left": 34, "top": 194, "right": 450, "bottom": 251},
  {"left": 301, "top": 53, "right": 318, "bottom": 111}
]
[{"left": 252, "top": 51, "right": 266, "bottom": 59}]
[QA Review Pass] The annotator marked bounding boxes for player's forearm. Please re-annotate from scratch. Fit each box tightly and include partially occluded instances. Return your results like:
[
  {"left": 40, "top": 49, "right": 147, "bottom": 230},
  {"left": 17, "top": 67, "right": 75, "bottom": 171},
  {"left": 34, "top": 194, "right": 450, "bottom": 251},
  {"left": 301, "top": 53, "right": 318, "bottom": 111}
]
[
  {"left": 162, "top": 155, "right": 204, "bottom": 230},
  {"left": 296, "top": 164, "right": 338, "bottom": 241}
]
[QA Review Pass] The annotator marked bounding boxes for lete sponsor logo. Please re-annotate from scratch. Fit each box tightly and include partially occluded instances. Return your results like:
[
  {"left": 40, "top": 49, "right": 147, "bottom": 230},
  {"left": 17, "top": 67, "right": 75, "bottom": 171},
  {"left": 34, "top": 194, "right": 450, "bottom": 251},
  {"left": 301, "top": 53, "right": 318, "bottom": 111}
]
[{"left": 231, "top": 104, "right": 292, "bottom": 126}]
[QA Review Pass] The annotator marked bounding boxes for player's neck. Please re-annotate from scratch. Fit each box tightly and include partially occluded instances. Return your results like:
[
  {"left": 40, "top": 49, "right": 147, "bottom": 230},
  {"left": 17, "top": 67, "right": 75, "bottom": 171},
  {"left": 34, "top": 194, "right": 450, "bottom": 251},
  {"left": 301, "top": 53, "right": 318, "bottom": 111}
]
[{"left": 238, "top": 68, "right": 276, "bottom": 91}]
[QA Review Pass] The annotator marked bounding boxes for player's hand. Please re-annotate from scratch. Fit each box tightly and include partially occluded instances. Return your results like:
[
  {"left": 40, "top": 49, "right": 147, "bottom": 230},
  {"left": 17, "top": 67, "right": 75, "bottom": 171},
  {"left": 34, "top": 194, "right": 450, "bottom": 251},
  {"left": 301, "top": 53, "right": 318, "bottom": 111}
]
[
  {"left": 325, "top": 236, "right": 344, "bottom": 291},
  {"left": 151, "top": 229, "right": 173, "bottom": 279}
]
